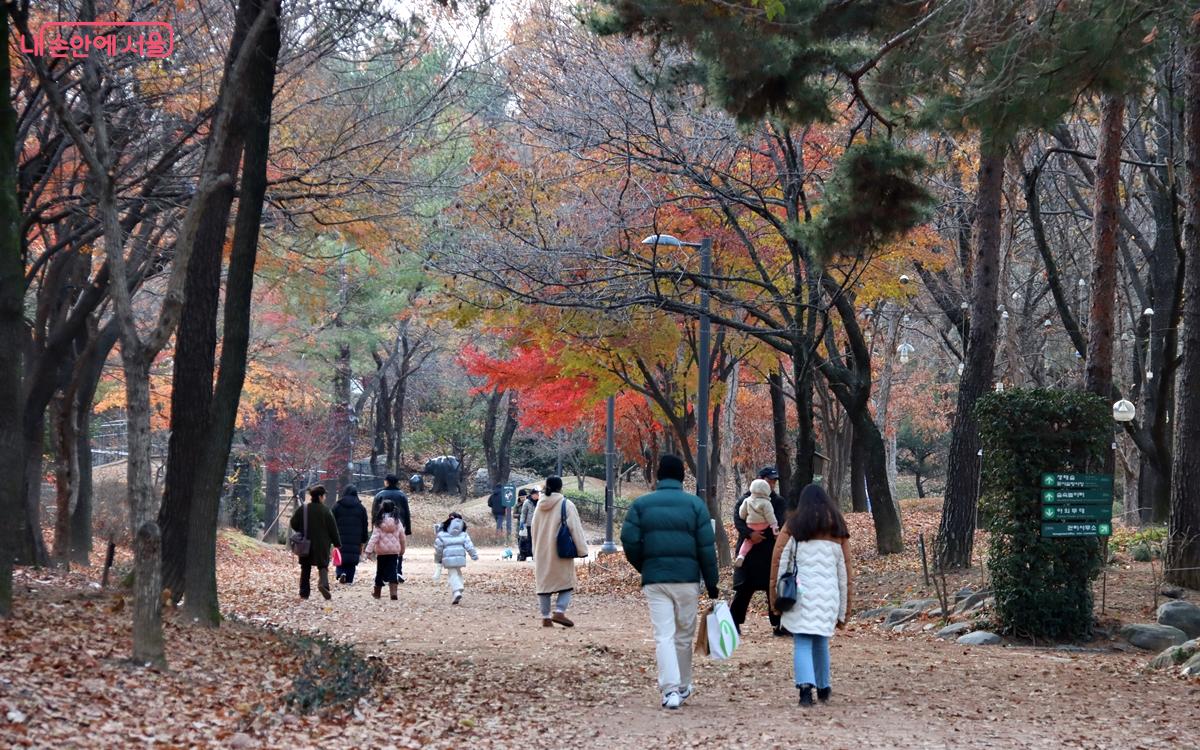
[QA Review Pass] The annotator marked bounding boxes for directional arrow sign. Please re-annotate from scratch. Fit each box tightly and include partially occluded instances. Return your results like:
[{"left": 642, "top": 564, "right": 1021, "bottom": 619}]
[
  {"left": 1041, "top": 521, "right": 1112, "bottom": 538},
  {"left": 1041, "top": 489, "right": 1113, "bottom": 503},
  {"left": 1041, "top": 473, "right": 1114, "bottom": 489},
  {"left": 1042, "top": 505, "right": 1113, "bottom": 521}
]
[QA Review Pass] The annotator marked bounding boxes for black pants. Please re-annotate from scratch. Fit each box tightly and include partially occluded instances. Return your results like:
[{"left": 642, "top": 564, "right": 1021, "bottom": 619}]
[
  {"left": 730, "top": 584, "right": 781, "bottom": 631},
  {"left": 299, "top": 562, "right": 330, "bottom": 599},
  {"left": 375, "top": 554, "right": 399, "bottom": 587},
  {"left": 397, "top": 554, "right": 404, "bottom": 578}
]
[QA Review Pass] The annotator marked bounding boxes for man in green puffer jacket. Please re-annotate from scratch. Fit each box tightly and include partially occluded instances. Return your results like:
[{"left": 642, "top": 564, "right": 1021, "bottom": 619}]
[{"left": 621, "top": 454, "right": 719, "bottom": 710}]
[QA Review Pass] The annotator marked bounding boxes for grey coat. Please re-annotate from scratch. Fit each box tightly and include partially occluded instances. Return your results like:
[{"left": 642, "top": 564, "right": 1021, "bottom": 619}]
[{"left": 434, "top": 518, "right": 478, "bottom": 568}]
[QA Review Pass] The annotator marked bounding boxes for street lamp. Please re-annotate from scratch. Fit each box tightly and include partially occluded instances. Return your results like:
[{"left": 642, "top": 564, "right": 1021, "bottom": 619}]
[
  {"left": 1113, "top": 399, "right": 1136, "bottom": 423},
  {"left": 642, "top": 234, "right": 713, "bottom": 505}
]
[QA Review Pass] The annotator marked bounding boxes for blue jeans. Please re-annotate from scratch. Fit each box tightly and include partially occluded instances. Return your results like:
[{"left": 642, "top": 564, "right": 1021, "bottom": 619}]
[
  {"left": 495, "top": 509, "right": 512, "bottom": 535},
  {"left": 793, "top": 633, "right": 831, "bottom": 689}
]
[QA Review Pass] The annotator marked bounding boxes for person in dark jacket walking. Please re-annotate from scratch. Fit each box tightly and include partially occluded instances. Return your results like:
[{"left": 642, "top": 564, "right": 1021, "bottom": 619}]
[
  {"left": 289, "top": 485, "right": 342, "bottom": 600},
  {"left": 372, "top": 475, "right": 411, "bottom": 582},
  {"left": 488, "top": 484, "right": 512, "bottom": 536},
  {"left": 620, "top": 455, "right": 720, "bottom": 710},
  {"left": 332, "top": 485, "right": 369, "bottom": 584},
  {"left": 730, "top": 466, "right": 790, "bottom": 635}
]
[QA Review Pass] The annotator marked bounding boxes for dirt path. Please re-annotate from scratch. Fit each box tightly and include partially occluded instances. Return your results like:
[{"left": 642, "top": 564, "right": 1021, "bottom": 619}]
[{"left": 222, "top": 544, "right": 1199, "bottom": 749}]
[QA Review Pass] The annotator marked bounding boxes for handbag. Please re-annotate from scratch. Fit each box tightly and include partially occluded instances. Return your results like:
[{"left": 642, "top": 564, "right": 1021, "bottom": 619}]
[
  {"left": 775, "top": 538, "right": 800, "bottom": 612},
  {"left": 695, "top": 601, "right": 712, "bottom": 655},
  {"left": 289, "top": 503, "right": 311, "bottom": 558},
  {"left": 706, "top": 600, "right": 740, "bottom": 659},
  {"left": 555, "top": 499, "right": 580, "bottom": 558},
  {"left": 331, "top": 546, "right": 342, "bottom": 567}
]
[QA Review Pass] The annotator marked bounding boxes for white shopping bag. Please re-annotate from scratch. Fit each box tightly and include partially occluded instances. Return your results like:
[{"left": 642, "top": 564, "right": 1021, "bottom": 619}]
[{"left": 706, "top": 600, "right": 740, "bottom": 660}]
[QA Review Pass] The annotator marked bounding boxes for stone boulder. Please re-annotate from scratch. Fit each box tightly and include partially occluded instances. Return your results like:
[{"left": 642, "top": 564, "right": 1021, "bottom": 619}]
[
  {"left": 1160, "top": 586, "right": 1185, "bottom": 600},
  {"left": 1183, "top": 653, "right": 1200, "bottom": 678},
  {"left": 957, "top": 631, "right": 1002, "bottom": 646},
  {"left": 885, "top": 608, "right": 919, "bottom": 628},
  {"left": 936, "top": 622, "right": 974, "bottom": 640},
  {"left": 903, "top": 598, "right": 940, "bottom": 612},
  {"left": 1147, "top": 638, "right": 1200, "bottom": 670},
  {"left": 1157, "top": 600, "right": 1200, "bottom": 639},
  {"left": 1121, "top": 623, "right": 1188, "bottom": 652},
  {"left": 857, "top": 607, "right": 894, "bottom": 620},
  {"left": 955, "top": 590, "right": 992, "bottom": 614}
]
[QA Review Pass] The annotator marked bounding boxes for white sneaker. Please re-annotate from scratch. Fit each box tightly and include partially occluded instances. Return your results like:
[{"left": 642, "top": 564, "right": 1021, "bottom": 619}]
[
  {"left": 734, "top": 555, "right": 745, "bottom": 568},
  {"left": 678, "top": 685, "right": 695, "bottom": 704},
  {"left": 662, "top": 691, "right": 682, "bottom": 710}
]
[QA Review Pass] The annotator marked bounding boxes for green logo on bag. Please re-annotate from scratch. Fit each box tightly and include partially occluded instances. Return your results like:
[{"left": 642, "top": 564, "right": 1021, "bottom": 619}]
[{"left": 719, "top": 619, "right": 737, "bottom": 656}]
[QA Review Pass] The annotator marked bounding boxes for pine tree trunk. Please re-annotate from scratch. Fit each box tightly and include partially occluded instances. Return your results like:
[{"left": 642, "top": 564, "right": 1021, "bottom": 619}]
[
  {"left": 1167, "top": 24, "right": 1200, "bottom": 590},
  {"left": 1085, "top": 95, "right": 1123, "bottom": 400},
  {"left": 183, "top": 3, "right": 281, "bottom": 625},
  {"left": 0, "top": 2, "right": 25, "bottom": 616},
  {"left": 937, "top": 141, "right": 1005, "bottom": 569}
]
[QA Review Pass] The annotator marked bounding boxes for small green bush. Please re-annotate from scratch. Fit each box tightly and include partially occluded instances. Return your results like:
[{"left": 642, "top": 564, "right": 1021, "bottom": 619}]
[
  {"left": 1131, "top": 543, "right": 1153, "bottom": 562},
  {"left": 284, "top": 635, "right": 382, "bottom": 714},
  {"left": 977, "top": 388, "right": 1109, "bottom": 641}
]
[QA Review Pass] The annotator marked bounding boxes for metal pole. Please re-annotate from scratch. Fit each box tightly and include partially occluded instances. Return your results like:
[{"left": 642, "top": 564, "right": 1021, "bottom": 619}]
[
  {"left": 696, "top": 237, "right": 712, "bottom": 505},
  {"left": 602, "top": 394, "right": 618, "bottom": 553}
]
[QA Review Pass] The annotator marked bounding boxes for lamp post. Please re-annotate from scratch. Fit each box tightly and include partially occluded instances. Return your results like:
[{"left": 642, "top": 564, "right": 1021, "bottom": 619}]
[
  {"left": 602, "top": 395, "right": 618, "bottom": 553},
  {"left": 642, "top": 234, "right": 712, "bottom": 504}
]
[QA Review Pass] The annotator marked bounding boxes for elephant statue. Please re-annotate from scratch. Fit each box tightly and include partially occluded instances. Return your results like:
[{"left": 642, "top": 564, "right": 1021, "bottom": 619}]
[{"left": 423, "top": 455, "right": 461, "bottom": 494}]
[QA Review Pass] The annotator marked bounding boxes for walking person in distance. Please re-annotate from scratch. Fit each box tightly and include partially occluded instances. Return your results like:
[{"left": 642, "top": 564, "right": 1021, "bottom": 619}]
[
  {"left": 530, "top": 476, "right": 588, "bottom": 627},
  {"left": 289, "top": 485, "right": 341, "bottom": 600},
  {"left": 620, "top": 455, "right": 720, "bottom": 710},
  {"left": 372, "top": 474, "right": 412, "bottom": 582},
  {"left": 731, "top": 466, "right": 789, "bottom": 635},
  {"left": 332, "top": 484, "right": 368, "bottom": 584}
]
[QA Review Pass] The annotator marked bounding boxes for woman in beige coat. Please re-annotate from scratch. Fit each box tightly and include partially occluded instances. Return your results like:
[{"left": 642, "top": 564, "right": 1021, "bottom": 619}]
[{"left": 530, "top": 476, "right": 588, "bottom": 627}]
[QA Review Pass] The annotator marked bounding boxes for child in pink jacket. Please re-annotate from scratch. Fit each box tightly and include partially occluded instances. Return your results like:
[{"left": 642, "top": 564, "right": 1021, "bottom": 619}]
[{"left": 366, "top": 499, "right": 407, "bottom": 600}]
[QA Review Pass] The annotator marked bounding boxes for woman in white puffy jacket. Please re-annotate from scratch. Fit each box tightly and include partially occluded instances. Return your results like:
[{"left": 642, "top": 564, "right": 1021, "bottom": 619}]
[{"left": 769, "top": 484, "right": 852, "bottom": 708}]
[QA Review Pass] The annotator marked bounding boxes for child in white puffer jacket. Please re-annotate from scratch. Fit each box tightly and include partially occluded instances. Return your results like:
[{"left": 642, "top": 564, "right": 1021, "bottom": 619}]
[{"left": 434, "top": 513, "right": 478, "bottom": 605}]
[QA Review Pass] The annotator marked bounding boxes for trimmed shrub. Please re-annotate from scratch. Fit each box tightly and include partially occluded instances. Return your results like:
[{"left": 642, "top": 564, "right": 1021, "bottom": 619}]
[{"left": 977, "top": 388, "right": 1109, "bottom": 641}]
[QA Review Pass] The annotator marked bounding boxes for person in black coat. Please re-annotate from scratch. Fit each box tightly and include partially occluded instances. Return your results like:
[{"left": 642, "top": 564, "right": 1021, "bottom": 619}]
[
  {"left": 333, "top": 485, "right": 369, "bottom": 584},
  {"left": 730, "top": 466, "right": 792, "bottom": 635},
  {"left": 371, "top": 474, "right": 411, "bottom": 581}
]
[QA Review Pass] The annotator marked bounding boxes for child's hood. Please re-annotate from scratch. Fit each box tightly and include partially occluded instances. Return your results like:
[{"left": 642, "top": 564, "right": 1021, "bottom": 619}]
[
  {"left": 379, "top": 515, "right": 398, "bottom": 533},
  {"left": 446, "top": 517, "right": 465, "bottom": 535}
]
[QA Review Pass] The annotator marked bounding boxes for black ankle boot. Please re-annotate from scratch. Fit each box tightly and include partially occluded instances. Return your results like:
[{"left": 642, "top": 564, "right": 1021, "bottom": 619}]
[
  {"left": 798, "top": 685, "right": 814, "bottom": 707},
  {"left": 817, "top": 687, "right": 832, "bottom": 703}
]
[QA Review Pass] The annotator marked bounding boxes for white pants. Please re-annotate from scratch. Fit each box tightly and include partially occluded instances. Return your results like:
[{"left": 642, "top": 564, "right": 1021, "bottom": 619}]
[
  {"left": 643, "top": 582, "right": 701, "bottom": 696},
  {"left": 446, "top": 567, "right": 464, "bottom": 595}
]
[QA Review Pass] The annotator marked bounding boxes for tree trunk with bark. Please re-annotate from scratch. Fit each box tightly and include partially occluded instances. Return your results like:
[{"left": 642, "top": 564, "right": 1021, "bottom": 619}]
[
  {"left": 1168, "top": 25, "right": 1200, "bottom": 590},
  {"left": 768, "top": 370, "right": 792, "bottom": 497},
  {"left": 159, "top": 0, "right": 268, "bottom": 602},
  {"left": 1085, "top": 95, "right": 1124, "bottom": 402},
  {"left": 183, "top": 3, "right": 281, "bottom": 624},
  {"left": 69, "top": 322, "right": 118, "bottom": 565},
  {"left": 0, "top": 2, "right": 25, "bottom": 617},
  {"left": 937, "top": 141, "right": 1005, "bottom": 569}
]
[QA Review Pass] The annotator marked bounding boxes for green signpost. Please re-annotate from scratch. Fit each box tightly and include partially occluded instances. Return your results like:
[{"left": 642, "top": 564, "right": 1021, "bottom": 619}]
[{"left": 1040, "top": 473, "right": 1113, "bottom": 539}]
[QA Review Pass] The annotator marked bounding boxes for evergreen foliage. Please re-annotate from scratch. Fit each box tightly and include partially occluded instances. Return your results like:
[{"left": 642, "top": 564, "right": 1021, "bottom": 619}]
[
  {"left": 805, "top": 139, "right": 933, "bottom": 264},
  {"left": 976, "top": 388, "right": 1109, "bottom": 641},
  {"left": 588, "top": 0, "right": 920, "bottom": 125}
]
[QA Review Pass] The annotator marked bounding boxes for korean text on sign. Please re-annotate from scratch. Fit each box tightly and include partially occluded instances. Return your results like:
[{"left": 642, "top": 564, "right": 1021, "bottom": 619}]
[{"left": 18, "top": 21, "right": 174, "bottom": 60}]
